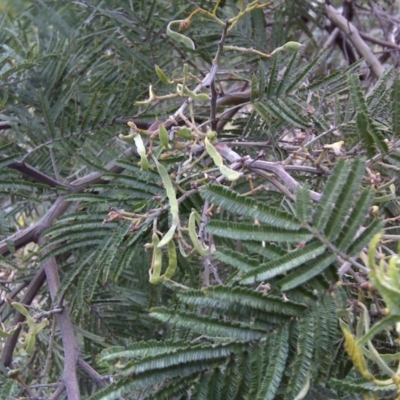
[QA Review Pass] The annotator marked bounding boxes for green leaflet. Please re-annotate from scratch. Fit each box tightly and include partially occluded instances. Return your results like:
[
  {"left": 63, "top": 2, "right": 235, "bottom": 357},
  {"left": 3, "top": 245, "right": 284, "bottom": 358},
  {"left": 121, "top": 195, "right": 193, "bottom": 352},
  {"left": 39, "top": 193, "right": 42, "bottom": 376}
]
[
  {"left": 350, "top": 75, "right": 388, "bottom": 156},
  {"left": 201, "top": 286, "right": 307, "bottom": 316},
  {"left": 207, "top": 220, "right": 312, "bottom": 242},
  {"left": 278, "top": 252, "right": 335, "bottom": 291},
  {"left": 335, "top": 189, "right": 375, "bottom": 251},
  {"left": 200, "top": 184, "right": 302, "bottom": 230},
  {"left": 256, "top": 325, "right": 289, "bottom": 400},
  {"left": 285, "top": 314, "right": 314, "bottom": 399},
  {"left": 323, "top": 157, "right": 365, "bottom": 241},
  {"left": 215, "top": 248, "right": 260, "bottom": 272},
  {"left": 267, "top": 54, "right": 279, "bottom": 98},
  {"left": 240, "top": 241, "right": 326, "bottom": 284},
  {"left": 295, "top": 185, "right": 312, "bottom": 224},
  {"left": 312, "top": 158, "right": 350, "bottom": 232},
  {"left": 150, "top": 307, "right": 266, "bottom": 340},
  {"left": 254, "top": 100, "right": 310, "bottom": 128},
  {"left": 118, "top": 342, "right": 245, "bottom": 376},
  {"left": 276, "top": 51, "right": 301, "bottom": 96},
  {"left": 391, "top": 75, "right": 400, "bottom": 137}
]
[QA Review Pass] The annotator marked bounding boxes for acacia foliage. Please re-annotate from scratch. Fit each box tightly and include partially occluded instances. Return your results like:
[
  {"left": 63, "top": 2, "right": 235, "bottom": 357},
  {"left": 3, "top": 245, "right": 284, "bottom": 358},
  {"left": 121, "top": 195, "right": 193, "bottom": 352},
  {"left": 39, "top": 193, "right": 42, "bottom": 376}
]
[{"left": 1, "top": 0, "right": 400, "bottom": 399}]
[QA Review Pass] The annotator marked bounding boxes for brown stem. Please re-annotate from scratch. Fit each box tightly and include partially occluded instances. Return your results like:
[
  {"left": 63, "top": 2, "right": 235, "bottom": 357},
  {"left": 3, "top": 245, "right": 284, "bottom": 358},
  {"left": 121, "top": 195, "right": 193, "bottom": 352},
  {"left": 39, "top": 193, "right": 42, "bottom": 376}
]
[
  {"left": 78, "top": 358, "right": 107, "bottom": 387},
  {"left": 40, "top": 240, "right": 80, "bottom": 400}
]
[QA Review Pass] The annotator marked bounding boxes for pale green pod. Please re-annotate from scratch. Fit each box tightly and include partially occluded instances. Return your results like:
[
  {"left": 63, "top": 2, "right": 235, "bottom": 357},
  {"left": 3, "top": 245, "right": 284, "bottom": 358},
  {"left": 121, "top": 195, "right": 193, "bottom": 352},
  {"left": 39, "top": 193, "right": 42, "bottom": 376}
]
[
  {"left": 0, "top": 327, "right": 10, "bottom": 338},
  {"left": 25, "top": 331, "right": 36, "bottom": 354},
  {"left": 155, "top": 64, "right": 172, "bottom": 84},
  {"left": 133, "top": 133, "right": 149, "bottom": 171},
  {"left": 159, "top": 124, "right": 171, "bottom": 149},
  {"left": 219, "top": 164, "right": 242, "bottom": 182},
  {"left": 11, "top": 302, "right": 30, "bottom": 319},
  {"left": 149, "top": 233, "right": 163, "bottom": 284},
  {"left": 167, "top": 20, "right": 195, "bottom": 50},
  {"left": 281, "top": 41, "right": 303, "bottom": 52},
  {"left": 163, "top": 240, "right": 178, "bottom": 279},
  {"left": 270, "top": 41, "right": 303, "bottom": 56},
  {"left": 206, "top": 130, "right": 217, "bottom": 143},
  {"left": 188, "top": 210, "right": 209, "bottom": 257},
  {"left": 177, "top": 238, "right": 192, "bottom": 259},
  {"left": 154, "top": 158, "right": 179, "bottom": 248},
  {"left": 32, "top": 318, "right": 49, "bottom": 335},
  {"left": 205, "top": 137, "right": 242, "bottom": 181},
  {"left": 184, "top": 88, "right": 209, "bottom": 102},
  {"left": 176, "top": 127, "right": 192, "bottom": 139},
  {"left": 204, "top": 137, "right": 223, "bottom": 167}
]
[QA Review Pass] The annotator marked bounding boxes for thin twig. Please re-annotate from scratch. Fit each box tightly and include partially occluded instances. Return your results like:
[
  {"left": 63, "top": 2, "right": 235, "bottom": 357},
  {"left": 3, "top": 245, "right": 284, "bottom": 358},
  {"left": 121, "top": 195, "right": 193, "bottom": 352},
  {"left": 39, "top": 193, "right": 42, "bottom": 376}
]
[{"left": 78, "top": 358, "right": 108, "bottom": 387}]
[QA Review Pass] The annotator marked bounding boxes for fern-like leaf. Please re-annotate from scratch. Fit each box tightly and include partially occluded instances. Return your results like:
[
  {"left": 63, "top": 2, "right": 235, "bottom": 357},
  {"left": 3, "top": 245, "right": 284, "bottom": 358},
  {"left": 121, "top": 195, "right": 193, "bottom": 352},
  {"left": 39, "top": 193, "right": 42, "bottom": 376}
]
[
  {"left": 285, "top": 314, "right": 314, "bottom": 399},
  {"left": 200, "top": 185, "right": 302, "bottom": 230},
  {"left": 206, "top": 221, "right": 312, "bottom": 242},
  {"left": 240, "top": 241, "right": 326, "bottom": 284},
  {"left": 150, "top": 308, "right": 267, "bottom": 340},
  {"left": 256, "top": 325, "right": 289, "bottom": 400}
]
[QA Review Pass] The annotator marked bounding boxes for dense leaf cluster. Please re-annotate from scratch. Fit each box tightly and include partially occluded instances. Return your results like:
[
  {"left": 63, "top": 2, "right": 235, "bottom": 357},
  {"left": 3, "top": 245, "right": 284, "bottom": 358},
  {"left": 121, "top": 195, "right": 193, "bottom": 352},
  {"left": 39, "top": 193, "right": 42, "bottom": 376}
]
[{"left": 1, "top": 1, "right": 400, "bottom": 399}]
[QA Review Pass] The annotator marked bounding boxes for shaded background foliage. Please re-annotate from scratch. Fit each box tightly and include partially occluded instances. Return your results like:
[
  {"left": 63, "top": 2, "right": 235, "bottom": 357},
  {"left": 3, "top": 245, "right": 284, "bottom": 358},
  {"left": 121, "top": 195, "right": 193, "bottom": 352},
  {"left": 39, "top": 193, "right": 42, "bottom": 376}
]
[{"left": 1, "top": 0, "right": 400, "bottom": 399}]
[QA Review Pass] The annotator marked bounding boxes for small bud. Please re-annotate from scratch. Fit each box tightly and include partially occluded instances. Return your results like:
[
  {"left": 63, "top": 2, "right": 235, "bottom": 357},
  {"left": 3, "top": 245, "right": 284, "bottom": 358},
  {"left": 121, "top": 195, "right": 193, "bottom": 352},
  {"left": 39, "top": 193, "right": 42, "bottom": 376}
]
[
  {"left": 370, "top": 205, "right": 379, "bottom": 218},
  {"left": 154, "top": 65, "right": 172, "bottom": 84},
  {"left": 176, "top": 127, "right": 192, "bottom": 140},
  {"left": 324, "top": 140, "right": 344, "bottom": 155},
  {"left": 206, "top": 130, "right": 217, "bottom": 143},
  {"left": 179, "top": 18, "right": 190, "bottom": 32},
  {"left": 281, "top": 41, "right": 303, "bottom": 52},
  {"left": 159, "top": 124, "right": 171, "bottom": 149},
  {"left": 270, "top": 41, "right": 303, "bottom": 56}
]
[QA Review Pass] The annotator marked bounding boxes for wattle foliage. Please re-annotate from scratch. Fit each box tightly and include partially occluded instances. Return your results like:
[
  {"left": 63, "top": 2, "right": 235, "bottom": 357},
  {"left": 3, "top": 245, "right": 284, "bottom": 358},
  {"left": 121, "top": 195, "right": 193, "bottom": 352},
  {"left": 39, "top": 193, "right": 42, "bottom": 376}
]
[{"left": 1, "top": 1, "right": 400, "bottom": 399}]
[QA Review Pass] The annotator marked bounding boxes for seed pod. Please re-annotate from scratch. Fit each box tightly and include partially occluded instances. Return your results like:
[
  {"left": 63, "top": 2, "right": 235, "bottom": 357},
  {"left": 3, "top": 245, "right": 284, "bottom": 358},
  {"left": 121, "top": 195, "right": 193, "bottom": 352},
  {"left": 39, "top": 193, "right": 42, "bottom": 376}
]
[
  {"left": 159, "top": 124, "right": 171, "bottom": 149},
  {"left": 183, "top": 87, "right": 209, "bottom": 102},
  {"left": 188, "top": 210, "right": 208, "bottom": 257},
  {"left": 133, "top": 133, "right": 149, "bottom": 171},
  {"left": 155, "top": 64, "right": 172, "bottom": 84},
  {"left": 167, "top": 20, "right": 195, "bottom": 50},
  {"left": 176, "top": 127, "right": 192, "bottom": 140},
  {"left": 154, "top": 158, "right": 179, "bottom": 248},
  {"left": 163, "top": 240, "right": 178, "bottom": 279},
  {"left": 281, "top": 41, "right": 303, "bottom": 52},
  {"left": 25, "top": 331, "right": 36, "bottom": 354},
  {"left": 270, "top": 41, "right": 303, "bottom": 56},
  {"left": 11, "top": 302, "right": 30, "bottom": 319},
  {"left": 205, "top": 137, "right": 242, "bottom": 181},
  {"left": 206, "top": 130, "right": 217, "bottom": 143},
  {"left": 149, "top": 233, "right": 163, "bottom": 284},
  {"left": 341, "top": 323, "right": 374, "bottom": 381}
]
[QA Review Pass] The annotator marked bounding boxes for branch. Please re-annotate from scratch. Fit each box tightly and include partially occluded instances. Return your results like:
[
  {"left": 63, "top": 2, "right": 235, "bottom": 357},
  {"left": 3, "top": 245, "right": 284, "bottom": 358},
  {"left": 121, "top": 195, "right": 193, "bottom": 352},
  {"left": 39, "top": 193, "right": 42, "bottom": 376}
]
[
  {"left": 2, "top": 155, "right": 68, "bottom": 188},
  {"left": 0, "top": 147, "right": 140, "bottom": 256},
  {"left": 40, "top": 239, "right": 80, "bottom": 400},
  {"left": 325, "top": 3, "right": 384, "bottom": 78},
  {"left": 78, "top": 358, "right": 108, "bottom": 387},
  {"left": 215, "top": 143, "right": 322, "bottom": 201},
  {"left": 359, "top": 31, "right": 400, "bottom": 51},
  {"left": 0, "top": 121, "right": 12, "bottom": 130}
]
